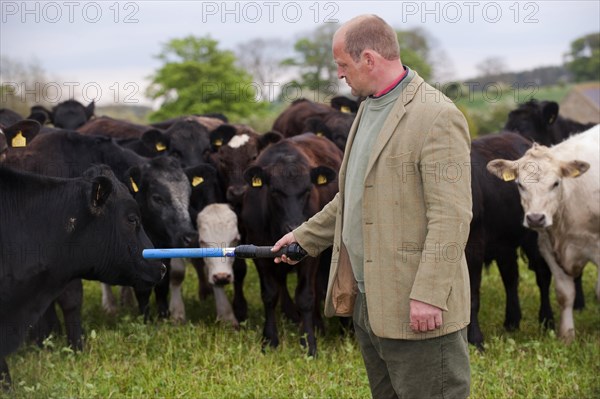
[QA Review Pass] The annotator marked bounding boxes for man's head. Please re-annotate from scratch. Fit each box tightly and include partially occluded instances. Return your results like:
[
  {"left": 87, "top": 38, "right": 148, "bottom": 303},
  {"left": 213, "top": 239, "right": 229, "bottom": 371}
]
[{"left": 333, "top": 15, "right": 403, "bottom": 97}]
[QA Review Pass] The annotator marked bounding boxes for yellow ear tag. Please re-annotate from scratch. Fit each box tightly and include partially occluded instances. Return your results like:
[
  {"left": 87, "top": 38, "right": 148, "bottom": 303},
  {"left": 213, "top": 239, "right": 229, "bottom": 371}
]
[
  {"left": 155, "top": 142, "right": 166, "bottom": 152},
  {"left": 340, "top": 105, "right": 351, "bottom": 113},
  {"left": 317, "top": 174, "right": 328, "bottom": 185},
  {"left": 316, "top": 131, "right": 324, "bottom": 137},
  {"left": 251, "top": 176, "right": 263, "bottom": 187},
  {"left": 11, "top": 131, "right": 26, "bottom": 147},
  {"left": 213, "top": 138, "right": 223, "bottom": 147},
  {"left": 192, "top": 176, "right": 204, "bottom": 187},
  {"left": 570, "top": 169, "right": 580, "bottom": 178},
  {"left": 129, "top": 177, "right": 139, "bottom": 193},
  {"left": 502, "top": 170, "right": 516, "bottom": 182}
]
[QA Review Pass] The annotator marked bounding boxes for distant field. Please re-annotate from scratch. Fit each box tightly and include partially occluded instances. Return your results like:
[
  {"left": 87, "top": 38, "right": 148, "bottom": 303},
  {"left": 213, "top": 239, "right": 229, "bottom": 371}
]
[
  {"left": 455, "top": 83, "right": 573, "bottom": 112},
  {"left": 2, "top": 258, "right": 598, "bottom": 398}
]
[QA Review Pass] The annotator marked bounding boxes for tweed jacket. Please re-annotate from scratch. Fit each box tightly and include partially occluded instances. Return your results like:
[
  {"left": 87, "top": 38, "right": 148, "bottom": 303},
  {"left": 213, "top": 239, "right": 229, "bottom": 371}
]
[{"left": 294, "top": 71, "right": 473, "bottom": 340}]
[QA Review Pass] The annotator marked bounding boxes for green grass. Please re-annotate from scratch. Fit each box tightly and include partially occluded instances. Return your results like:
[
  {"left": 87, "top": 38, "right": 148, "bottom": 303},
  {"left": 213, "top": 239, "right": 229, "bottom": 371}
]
[{"left": 3, "top": 259, "right": 599, "bottom": 398}]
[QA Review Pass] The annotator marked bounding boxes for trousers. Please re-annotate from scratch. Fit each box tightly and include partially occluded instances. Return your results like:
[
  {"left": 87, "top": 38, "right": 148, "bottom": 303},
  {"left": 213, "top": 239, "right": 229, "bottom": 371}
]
[{"left": 353, "top": 293, "right": 470, "bottom": 399}]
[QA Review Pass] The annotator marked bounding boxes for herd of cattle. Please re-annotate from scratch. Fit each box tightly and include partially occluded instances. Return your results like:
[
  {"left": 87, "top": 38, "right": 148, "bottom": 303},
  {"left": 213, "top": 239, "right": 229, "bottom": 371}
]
[{"left": 0, "top": 95, "right": 598, "bottom": 388}]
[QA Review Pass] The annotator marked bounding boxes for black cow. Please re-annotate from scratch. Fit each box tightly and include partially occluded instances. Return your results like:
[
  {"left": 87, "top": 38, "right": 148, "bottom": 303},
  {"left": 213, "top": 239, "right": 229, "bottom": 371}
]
[
  {"left": 466, "top": 132, "right": 557, "bottom": 349},
  {"left": 241, "top": 133, "right": 342, "bottom": 356},
  {"left": 31, "top": 100, "right": 95, "bottom": 130},
  {"left": 0, "top": 165, "right": 165, "bottom": 389},
  {"left": 81, "top": 117, "right": 214, "bottom": 168},
  {"left": 504, "top": 99, "right": 595, "bottom": 146},
  {"left": 272, "top": 98, "right": 355, "bottom": 151},
  {"left": 124, "top": 156, "right": 198, "bottom": 319}
]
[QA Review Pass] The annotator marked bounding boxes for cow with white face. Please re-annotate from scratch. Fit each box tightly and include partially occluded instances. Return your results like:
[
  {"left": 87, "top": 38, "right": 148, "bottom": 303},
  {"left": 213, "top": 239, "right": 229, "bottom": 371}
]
[
  {"left": 487, "top": 125, "right": 600, "bottom": 342},
  {"left": 196, "top": 203, "right": 241, "bottom": 328}
]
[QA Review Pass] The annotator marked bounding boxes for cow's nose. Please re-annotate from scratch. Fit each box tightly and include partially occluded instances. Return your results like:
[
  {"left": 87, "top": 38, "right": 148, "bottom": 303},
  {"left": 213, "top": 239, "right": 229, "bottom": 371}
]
[
  {"left": 526, "top": 213, "right": 546, "bottom": 228},
  {"left": 226, "top": 185, "right": 247, "bottom": 204},
  {"left": 160, "top": 263, "right": 167, "bottom": 279},
  {"left": 212, "top": 273, "right": 232, "bottom": 286}
]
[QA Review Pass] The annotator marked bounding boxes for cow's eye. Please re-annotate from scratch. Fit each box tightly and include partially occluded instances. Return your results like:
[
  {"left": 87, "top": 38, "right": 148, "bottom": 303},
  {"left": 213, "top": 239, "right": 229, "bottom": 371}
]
[
  {"left": 516, "top": 181, "right": 524, "bottom": 190},
  {"left": 151, "top": 194, "right": 165, "bottom": 206},
  {"left": 128, "top": 214, "right": 140, "bottom": 227},
  {"left": 170, "top": 150, "right": 182, "bottom": 159},
  {"left": 552, "top": 181, "right": 559, "bottom": 189}
]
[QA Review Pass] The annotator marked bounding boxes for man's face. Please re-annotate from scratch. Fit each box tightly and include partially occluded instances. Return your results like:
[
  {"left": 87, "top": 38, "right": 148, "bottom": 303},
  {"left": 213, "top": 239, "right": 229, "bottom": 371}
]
[{"left": 333, "top": 35, "right": 370, "bottom": 97}]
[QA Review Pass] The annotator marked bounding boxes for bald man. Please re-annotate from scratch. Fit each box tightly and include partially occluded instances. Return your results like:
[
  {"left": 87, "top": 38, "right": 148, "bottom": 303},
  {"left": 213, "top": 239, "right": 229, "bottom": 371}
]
[{"left": 274, "top": 14, "right": 472, "bottom": 399}]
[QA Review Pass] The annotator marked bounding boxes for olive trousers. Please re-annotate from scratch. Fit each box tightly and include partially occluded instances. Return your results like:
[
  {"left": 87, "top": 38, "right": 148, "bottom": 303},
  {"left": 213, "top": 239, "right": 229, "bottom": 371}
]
[{"left": 353, "top": 293, "right": 471, "bottom": 399}]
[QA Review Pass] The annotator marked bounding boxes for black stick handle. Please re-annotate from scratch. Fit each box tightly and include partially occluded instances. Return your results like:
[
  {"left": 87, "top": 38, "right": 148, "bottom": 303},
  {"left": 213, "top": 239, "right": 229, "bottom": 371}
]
[{"left": 235, "top": 243, "right": 308, "bottom": 261}]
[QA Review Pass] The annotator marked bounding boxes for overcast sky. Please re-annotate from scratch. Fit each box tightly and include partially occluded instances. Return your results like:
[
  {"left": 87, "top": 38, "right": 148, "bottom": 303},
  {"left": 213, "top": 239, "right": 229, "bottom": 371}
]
[{"left": 1, "top": 0, "right": 599, "bottom": 106}]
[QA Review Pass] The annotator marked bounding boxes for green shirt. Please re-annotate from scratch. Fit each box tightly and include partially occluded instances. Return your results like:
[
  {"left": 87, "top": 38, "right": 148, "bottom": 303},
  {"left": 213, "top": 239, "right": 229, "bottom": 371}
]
[{"left": 342, "top": 68, "right": 415, "bottom": 292}]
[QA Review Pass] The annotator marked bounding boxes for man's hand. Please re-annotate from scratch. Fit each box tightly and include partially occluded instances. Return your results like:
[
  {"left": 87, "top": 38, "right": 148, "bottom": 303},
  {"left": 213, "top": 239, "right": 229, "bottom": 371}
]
[
  {"left": 410, "top": 299, "right": 443, "bottom": 332},
  {"left": 272, "top": 232, "right": 300, "bottom": 265}
]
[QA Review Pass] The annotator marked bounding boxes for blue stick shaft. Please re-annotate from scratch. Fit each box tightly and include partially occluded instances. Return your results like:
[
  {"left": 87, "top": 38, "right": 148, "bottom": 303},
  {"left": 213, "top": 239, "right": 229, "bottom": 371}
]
[{"left": 142, "top": 248, "right": 234, "bottom": 259}]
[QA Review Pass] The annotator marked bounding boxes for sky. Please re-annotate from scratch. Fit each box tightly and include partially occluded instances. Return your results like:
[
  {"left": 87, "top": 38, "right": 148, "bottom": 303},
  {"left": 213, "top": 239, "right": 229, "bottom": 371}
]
[{"left": 1, "top": 0, "right": 599, "bottom": 106}]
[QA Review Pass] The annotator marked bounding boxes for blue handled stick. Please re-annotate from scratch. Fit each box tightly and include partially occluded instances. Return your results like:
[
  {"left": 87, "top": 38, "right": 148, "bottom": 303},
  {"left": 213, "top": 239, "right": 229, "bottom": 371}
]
[{"left": 142, "top": 243, "right": 307, "bottom": 262}]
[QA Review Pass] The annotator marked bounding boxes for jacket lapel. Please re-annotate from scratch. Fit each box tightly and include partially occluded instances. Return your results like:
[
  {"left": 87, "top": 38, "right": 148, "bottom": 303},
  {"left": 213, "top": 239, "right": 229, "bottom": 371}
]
[{"left": 364, "top": 73, "right": 424, "bottom": 179}]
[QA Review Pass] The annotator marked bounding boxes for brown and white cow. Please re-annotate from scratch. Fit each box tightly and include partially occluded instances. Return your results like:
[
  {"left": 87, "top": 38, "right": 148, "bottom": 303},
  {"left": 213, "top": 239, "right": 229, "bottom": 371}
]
[
  {"left": 487, "top": 124, "right": 600, "bottom": 342},
  {"left": 195, "top": 203, "right": 241, "bottom": 328}
]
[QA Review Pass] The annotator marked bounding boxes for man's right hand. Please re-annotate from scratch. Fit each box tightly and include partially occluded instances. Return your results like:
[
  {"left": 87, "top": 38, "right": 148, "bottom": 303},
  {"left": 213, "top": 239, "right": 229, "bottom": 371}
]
[{"left": 272, "top": 232, "right": 300, "bottom": 265}]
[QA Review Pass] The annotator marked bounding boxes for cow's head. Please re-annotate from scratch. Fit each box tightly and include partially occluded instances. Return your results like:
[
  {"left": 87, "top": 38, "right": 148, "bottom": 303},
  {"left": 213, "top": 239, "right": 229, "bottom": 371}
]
[
  {"left": 78, "top": 165, "right": 165, "bottom": 289},
  {"left": 210, "top": 125, "right": 282, "bottom": 205},
  {"left": 243, "top": 149, "right": 337, "bottom": 239},
  {"left": 504, "top": 100, "right": 559, "bottom": 146},
  {"left": 41, "top": 100, "right": 95, "bottom": 130},
  {"left": 164, "top": 119, "right": 211, "bottom": 167},
  {"left": 126, "top": 156, "right": 198, "bottom": 248},
  {"left": 303, "top": 111, "right": 354, "bottom": 151},
  {"left": 197, "top": 204, "right": 240, "bottom": 286},
  {"left": 487, "top": 143, "right": 589, "bottom": 229},
  {"left": 185, "top": 162, "right": 223, "bottom": 224}
]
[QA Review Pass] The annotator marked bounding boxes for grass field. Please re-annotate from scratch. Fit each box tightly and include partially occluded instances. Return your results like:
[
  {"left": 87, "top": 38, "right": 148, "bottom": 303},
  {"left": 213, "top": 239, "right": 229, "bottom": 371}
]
[{"left": 2, "top": 257, "right": 599, "bottom": 398}]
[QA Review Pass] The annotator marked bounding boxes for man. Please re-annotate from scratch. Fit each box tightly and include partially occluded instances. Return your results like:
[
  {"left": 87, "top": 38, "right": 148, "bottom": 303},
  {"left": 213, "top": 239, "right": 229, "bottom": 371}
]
[{"left": 273, "top": 14, "right": 472, "bottom": 399}]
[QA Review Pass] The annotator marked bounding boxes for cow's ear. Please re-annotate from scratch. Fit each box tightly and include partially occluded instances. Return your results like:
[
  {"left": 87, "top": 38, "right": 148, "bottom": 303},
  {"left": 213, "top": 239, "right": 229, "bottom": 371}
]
[
  {"left": 258, "top": 131, "right": 283, "bottom": 149},
  {"left": 125, "top": 166, "right": 142, "bottom": 195},
  {"left": 85, "top": 101, "right": 95, "bottom": 119},
  {"left": 90, "top": 176, "right": 113, "bottom": 209},
  {"left": 185, "top": 163, "right": 217, "bottom": 188},
  {"left": 310, "top": 166, "right": 337, "bottom": 186},
  {"left": 304, "top": 117, "right": 331, "bottom": 139},
  {"left": 209, "top": 124, "right": 237, "bottom": 151},
  {"left": 27, "top": 105, "right": 51, "bottom": 125},
  {"left": 560, "top": 160, "right": 589, "bottom": 178},
  {"left": 141, "top": 129, "right": 169, "bottom": 153},
  {"left": 542, "top": 102, "right": 559, "bottom": 125},
  {"left": 243, "top": 166, "right": 268, "bottom": 188},
  {"left": 487, "top": 159, "right": 518, "bottom": 181},
  {"left": 3, "top": 120, "right": 41, "bottom": 148}
]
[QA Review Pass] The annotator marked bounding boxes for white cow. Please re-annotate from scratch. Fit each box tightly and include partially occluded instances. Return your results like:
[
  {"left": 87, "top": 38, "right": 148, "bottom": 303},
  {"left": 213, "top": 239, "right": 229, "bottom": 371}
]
[
  {"left": 487, "top": 124, "right": 600, "bottom": 342},
  {"left": 169, "top": 204, "right": 240, "bottom": 326}
]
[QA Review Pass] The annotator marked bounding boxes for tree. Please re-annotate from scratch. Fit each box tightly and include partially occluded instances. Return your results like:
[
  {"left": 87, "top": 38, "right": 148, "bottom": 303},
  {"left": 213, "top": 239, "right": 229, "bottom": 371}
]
[
  {"left": 146, "top": 36, "right": 268, "bottom": 122},
  {"left": 397, "top": 28, "right": 433, "bottom": 81},
  {"left": 0, "top": 56, "right": 53, "bottom": 116},
  {"left": 565, "top": 32, "right": 600, "bottom": 82},
  {"left": 235, "top": 38, "right": 290, "bottom": 102},
  {"left": 281, "top": 23, "right": 340, "bottom": 98}
]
